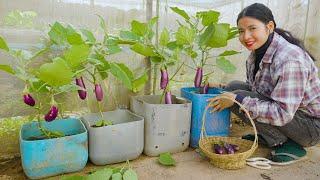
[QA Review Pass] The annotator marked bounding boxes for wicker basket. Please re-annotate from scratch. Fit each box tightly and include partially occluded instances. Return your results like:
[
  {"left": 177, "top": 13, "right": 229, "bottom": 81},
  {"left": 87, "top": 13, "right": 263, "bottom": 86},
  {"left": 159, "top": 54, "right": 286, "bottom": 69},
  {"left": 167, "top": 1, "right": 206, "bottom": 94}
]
[{"left": 199, "top": 96, "right": 258, "bottom": 170}]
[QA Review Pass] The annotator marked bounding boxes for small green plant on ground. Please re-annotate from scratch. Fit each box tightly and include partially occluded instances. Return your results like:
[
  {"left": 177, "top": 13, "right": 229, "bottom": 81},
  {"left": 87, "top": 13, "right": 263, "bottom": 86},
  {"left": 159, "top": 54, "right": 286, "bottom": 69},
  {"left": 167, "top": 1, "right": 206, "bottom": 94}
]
[
  {"left": 158, "top": 152, "right": 176, "bottom": 166},
  {"left": 61, "top": 160, "right": 138, "bottom": 180},
  {"left": 92, "top": 119, "right": 113, "bottom": 128}
]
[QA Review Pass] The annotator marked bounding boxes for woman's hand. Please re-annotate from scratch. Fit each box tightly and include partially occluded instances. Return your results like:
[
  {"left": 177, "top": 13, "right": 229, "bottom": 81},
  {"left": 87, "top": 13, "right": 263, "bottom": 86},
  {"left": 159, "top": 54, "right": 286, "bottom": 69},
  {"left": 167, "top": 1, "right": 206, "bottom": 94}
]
[{"left": 207, "top": 92, "right": 237, "bottom": 112}]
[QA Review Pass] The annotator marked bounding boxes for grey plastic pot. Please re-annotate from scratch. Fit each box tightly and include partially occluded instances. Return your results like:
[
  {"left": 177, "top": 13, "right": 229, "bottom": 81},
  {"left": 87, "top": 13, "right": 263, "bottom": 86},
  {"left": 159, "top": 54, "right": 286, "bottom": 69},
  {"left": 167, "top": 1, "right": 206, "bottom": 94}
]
[
  {"left": 81, "top": 109, "right": 144, "bottom": 165},
  {"left": 130, "top": 95, "right": 192, "bottom": 156}
]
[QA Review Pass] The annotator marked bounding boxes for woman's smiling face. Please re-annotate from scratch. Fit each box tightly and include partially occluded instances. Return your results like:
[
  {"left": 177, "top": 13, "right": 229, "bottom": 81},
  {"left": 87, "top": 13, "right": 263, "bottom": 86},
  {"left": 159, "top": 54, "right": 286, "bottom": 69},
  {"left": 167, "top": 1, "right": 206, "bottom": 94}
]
[{"left": 237, "top": 16, "right": 273, "bottom": 51}]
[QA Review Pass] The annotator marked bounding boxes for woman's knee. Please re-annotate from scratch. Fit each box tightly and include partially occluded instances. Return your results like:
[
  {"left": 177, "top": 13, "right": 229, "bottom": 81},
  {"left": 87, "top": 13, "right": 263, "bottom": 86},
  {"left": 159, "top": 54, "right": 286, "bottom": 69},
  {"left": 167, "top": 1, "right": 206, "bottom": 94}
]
[
  {"left": 286, "top": 133, "right": 319, "bottom": 147},
  {"left": 225, "top": 80, "right": 250, "bottom": 91}
]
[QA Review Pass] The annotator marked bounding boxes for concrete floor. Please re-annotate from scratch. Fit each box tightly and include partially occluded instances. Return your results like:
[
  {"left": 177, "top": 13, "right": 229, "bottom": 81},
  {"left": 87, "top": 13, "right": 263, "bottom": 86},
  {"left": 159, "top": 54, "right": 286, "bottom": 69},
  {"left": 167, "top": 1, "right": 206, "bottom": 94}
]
[{"left": 1, "top": 120, "right": 320, "bottom": 180}]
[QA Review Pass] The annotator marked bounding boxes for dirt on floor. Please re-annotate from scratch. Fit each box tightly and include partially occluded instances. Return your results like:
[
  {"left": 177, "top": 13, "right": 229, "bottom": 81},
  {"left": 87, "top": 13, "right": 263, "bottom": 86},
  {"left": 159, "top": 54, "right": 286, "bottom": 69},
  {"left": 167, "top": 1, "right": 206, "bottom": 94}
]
[{"left": 1, "top": 118, "right": 320, "bottom": 180}]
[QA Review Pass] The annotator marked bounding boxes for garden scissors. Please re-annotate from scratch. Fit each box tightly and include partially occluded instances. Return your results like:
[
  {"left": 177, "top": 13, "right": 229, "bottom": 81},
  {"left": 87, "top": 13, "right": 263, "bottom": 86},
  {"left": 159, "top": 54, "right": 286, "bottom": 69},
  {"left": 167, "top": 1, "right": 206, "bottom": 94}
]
[
  {"left": 246, "top": 154, "right": 306, "bottom": 170},
  {"left": 246, "top": 157, "right": 273, "bottom": 170}
]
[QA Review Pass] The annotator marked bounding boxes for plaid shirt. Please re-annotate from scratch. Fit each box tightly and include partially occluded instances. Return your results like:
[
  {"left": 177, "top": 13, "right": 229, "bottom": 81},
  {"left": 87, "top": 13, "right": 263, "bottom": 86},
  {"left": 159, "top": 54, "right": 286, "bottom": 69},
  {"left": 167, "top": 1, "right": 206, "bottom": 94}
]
[{"left": 242, "top": 32, "right": 320, "bottom": 126}]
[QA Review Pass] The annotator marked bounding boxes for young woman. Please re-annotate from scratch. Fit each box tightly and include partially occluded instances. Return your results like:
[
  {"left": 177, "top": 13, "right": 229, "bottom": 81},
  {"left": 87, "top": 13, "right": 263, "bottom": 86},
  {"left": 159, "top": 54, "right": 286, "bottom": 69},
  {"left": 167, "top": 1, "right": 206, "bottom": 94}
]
[{"left": 208, "top": 3, "right": 320, "bottom": 162}]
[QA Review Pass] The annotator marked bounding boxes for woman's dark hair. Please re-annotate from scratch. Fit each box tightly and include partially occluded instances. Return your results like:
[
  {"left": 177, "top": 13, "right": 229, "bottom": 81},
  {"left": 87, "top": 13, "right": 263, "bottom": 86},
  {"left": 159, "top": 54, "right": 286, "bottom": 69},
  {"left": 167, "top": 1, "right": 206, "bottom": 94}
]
[{"left": 237, "top": 3, "right": 315, "bottom": 61}]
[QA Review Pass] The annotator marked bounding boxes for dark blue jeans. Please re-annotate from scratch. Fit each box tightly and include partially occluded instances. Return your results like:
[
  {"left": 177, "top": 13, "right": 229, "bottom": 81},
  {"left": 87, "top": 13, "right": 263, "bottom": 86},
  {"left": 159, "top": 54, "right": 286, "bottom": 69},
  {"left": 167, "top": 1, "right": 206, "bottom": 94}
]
[{"left": 225, "top": 80, "right": 320, "bottom": 147}]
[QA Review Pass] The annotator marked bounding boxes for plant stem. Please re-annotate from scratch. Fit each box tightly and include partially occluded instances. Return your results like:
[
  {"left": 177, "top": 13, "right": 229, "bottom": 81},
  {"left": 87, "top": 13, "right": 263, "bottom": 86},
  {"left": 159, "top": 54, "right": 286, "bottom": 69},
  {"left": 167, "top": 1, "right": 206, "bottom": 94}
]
[
  {"left": 86, "top": 69, "right": 96, "bottom": 82},
  {"left": 103, "top": 79, "right": 118, "bottom": 108},
  {"left": 35, "top": 103, "right": 50, "bottom": 138},
  {"left": 83, "top": 74, "right": 94, "bottom": 84},
  {"left": 97, "top": 101, "right": 104, "bottom": 119},
  {"left": 200, "top": 50, "right": 205, "bottom": 67},
  {"left": 170, "top": 79, "right": 185, "bottom": 82},
  {"left": 191, "top": 57, "right": 197, "bottom": 67},
  {"left": 73, "top": 65, "right": 93, "bottom": 77},
  {"left": 169, "top": 62, "right": 185, "bottom": 81},
  {"left": 152, "top": 63, "right": 159, "bottom": 95},
  {"left": 184, "top": 63, "right": 196, "bottom": 71},
  {"left": 203, "top": 51, "right": 210, "bottom": 65},
  {"left": 36, "top": 82, "right": 48, "bottom": 93},
  {"left": 204, "top": 71, "right": 215, "bottom": 76},
  {"left": 159, "top": 89, "right": 166, "bottom": 104}
]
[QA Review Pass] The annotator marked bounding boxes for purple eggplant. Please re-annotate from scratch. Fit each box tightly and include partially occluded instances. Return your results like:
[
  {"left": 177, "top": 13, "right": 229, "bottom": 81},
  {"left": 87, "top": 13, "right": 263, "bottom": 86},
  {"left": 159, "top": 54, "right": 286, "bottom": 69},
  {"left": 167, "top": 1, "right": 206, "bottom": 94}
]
[
  {"left": 160, "top": 68, "right": 169, "bottom": 89},
  {"left": 23, "top": 94, "right": 35, "bottom": 106},
  {"left": 213, "top": 144, "right": 225, "bottom": 154},
  {"left": 44, "top": 105, "right": 58, "bottom": 122},
  {"left": 200, "top": 83, "right": 209, "bottom": 94},
  {"left": 165, "top": 91, "right": 172, "bottom": 104},
  {"left": 223, "top": 142, "right": 235, "bottom": 154},
  {"left": 194, "top": 67, "right": 203, "bottom": 88},
  {"left": 76, "top": 77, "right": 87, "bottom": 100},
  {"left": 94, "top": 84, "right": 103, "bottom": 101},
  {"left": 230, "top": 144, "right": 239, "bottom": 151}
]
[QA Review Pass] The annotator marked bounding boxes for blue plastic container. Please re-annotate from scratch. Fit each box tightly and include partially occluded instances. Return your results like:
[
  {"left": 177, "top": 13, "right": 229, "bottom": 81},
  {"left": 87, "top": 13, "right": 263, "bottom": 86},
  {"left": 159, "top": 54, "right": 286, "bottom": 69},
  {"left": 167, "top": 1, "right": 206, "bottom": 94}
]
[
  {"left": 181, "top": 87, "right": 230, "bottom": 147},
  {"left": 20, "top": 118, "right": 88, "bottom": 179}
]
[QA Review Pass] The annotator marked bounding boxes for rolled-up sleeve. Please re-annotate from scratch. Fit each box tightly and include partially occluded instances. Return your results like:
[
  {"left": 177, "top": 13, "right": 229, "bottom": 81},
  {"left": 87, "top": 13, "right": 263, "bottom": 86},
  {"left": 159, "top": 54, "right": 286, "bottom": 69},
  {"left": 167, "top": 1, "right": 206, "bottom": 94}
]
[{"left": 241, "top": 61, "right": 308, "bottom": 126}]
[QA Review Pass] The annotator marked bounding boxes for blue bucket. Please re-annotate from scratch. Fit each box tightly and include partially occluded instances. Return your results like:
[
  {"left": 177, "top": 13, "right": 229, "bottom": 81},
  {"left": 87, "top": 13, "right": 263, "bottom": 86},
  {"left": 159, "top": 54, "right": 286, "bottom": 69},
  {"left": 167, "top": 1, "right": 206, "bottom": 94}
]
[
  {"left": 181, "top": 87, "right": 230, "bottom": 147},
  {"left": 20, "top": 118, "right": 88, "bottom": 179}
]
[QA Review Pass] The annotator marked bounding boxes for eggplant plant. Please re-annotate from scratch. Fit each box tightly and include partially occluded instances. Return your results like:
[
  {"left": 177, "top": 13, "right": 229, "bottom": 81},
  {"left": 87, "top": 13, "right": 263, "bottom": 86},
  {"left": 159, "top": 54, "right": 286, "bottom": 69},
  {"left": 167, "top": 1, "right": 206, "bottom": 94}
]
[
  {"left": 118, "top": 17, "right": 183, "bottom": 104},
  {"left": 73, "top": 16, "right": 148, "bottom": 118},
  {"left": 170, "top": 7, "right": 240, "bottom": 93},
  {"left": 0, "top": 32, "right": 84, "bottom": 139}
]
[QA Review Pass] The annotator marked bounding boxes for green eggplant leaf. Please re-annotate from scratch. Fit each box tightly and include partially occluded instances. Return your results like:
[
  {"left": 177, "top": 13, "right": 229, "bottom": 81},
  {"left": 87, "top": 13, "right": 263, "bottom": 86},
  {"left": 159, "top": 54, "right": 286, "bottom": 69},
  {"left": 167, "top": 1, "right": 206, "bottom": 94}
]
[
  {"left": 65, "top": 24, "right": 84, "bottom": 44},
  {"left": 207, "top": 23, "right": 230, "bottom": 48},
  {"left": 216, "top": 56, "right": 236, "bottom": 73},
  {"left": 148, "top": 16, "right": 158, "bottom": 28},
  {"left": 199, "top": 23, "right": 214, "bottom": 46},
  {"left": 131, "top": 20, "right": 148, "bottom": 36},
  {"left": 90, "top": 54, "right": 110, "bottom": 80},
  {"left": 166, "top": 41, "right": 183, "bottom": 50},
  {"left": 112, "top": 172, "right": 122, "bottom": 180},
  {"left": 80, "top": 29, "right": 96, "bottom": 44},
  {"left": 115, "top": 63, "right": 134, "bottom": 80},
  {"left": 197, "top": 10, "right": 220, "bottom": 26},
  {"left": 0, "top": 36, "right": 9, "bottom": 52},
  {"left": 218, "top": 50, "right": 240, "bottom": 56},
  {"left": 176, "top": 26, "right": 195, "bottom": 45},
  {"left": 130, "top": 43, "right": 156, "bottom": 57},
  {"left": 94, "top": 120, "right": 113, "bottom": 127},
  {"left": 170, "top": 7, "right": 190, "bottom": 20},
  {"left": 123, "top": 169, "right": 138, "bottom": 180},
  {"left": 228, "top": 27, "right": 239, "bottom": 40},
  {"left": 159, "top": 28, "right": 170, "bottom": 46},
  {"left": 48, "top": 22, "right": 68, "bottom": 45},
  {"left": 58, "top": 84, "right": 81, "bottom": 93},
  {"left": 38, "top": 57, "right": 73, "bottom": 87},
  {"left": 110, "top": 62, "right": 133, "bottom": 90},
  {"left": 119, "top": 30, "right": 141, "bottom": 41},
  {"left": 158, "top": 152, "right": 176, "bottom": 166},
  {"left": 150, "top": 56, "right": 163, "bottom": 63},
  {"left": 87, "top": 168, "right": 113, "bottom": 180},
  {"left": 64, "top": 44, "right": 90, "bottom": 70},
  {"left": 61, "top": 175, "right": 86, "bottom": 180},
  {"left": 107, "top": 45, "right": 122, "bottom": 55},
  {"left": 0, "top": 64, "right": 15, "bottom": 74},
  {"left": 96, "top": 14, "right": 107, "bottom": 34},
  {"left": 132, "top": 72, "right": 148, "bottom": 93}
]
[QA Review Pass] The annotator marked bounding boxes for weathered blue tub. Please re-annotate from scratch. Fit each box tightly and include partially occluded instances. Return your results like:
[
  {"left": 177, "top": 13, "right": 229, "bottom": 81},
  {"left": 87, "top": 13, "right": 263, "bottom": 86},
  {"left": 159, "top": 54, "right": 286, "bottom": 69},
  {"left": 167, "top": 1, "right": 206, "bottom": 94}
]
[{"left": 20, "top": 118, "right": 88, "bottom": 179}]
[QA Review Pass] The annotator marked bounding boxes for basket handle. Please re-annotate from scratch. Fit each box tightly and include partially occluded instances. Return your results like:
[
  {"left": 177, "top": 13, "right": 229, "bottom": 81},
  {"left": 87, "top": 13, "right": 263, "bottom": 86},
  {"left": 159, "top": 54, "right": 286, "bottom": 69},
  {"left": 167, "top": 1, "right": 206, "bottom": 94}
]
[{"left": 200, "top": 95, "right": 258, "bottom": 151}]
